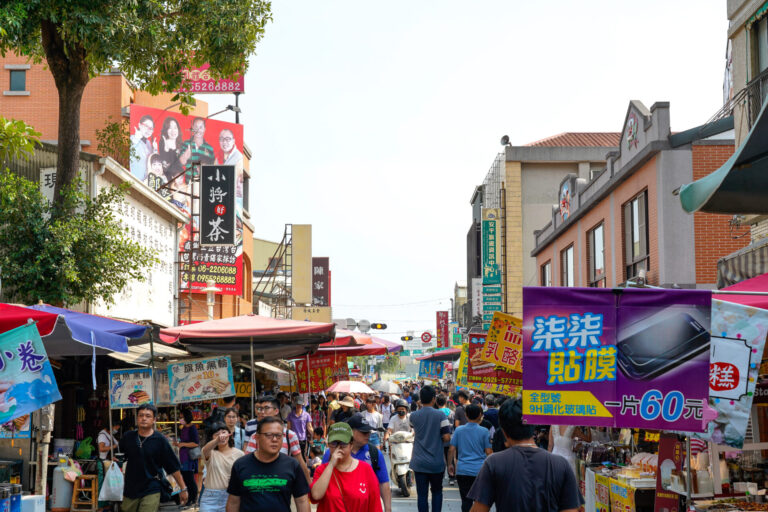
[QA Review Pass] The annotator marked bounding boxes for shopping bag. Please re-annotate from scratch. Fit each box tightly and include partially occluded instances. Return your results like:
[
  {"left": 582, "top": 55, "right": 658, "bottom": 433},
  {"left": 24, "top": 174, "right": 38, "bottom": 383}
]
[{"left": 98, "top": 462, "right": 124, "bottom": 502}]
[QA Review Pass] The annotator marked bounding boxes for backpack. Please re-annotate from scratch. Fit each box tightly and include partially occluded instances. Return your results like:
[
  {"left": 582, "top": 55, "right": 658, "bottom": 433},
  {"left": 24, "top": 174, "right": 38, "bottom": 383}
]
[
  {"left": 491, "top": 426, "right": 506, "bottom": 453},
  {"left": 367, "top": 443, "right": 380, "bottom": 473}
]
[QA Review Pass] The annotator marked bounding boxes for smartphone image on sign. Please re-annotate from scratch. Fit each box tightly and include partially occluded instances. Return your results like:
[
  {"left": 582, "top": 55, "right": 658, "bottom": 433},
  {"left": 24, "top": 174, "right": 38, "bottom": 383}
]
[{"left": 617, "top": 312, "right": 710, "bottom": 380}]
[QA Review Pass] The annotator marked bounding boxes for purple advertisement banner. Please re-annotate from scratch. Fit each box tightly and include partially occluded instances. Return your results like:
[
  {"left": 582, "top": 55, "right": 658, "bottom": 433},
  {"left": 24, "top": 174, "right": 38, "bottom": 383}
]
[{"left": 522, "top": 287, "right": 711, "bottom": 432}]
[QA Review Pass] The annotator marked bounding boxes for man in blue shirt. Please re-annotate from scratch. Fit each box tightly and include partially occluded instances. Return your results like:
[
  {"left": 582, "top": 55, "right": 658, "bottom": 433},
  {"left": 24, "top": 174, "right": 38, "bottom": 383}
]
[
  {"left": 321, "top": 413, "right": 391, "bottom": 512},
  {"left": 409, "top": 385, "right": 452, "bottom": 512},
  {"left": 403, "top": 388, "right": 412, "bottom": 404},
  {"left": 448, "top": 404, "right": 491, "bottom": 512}
]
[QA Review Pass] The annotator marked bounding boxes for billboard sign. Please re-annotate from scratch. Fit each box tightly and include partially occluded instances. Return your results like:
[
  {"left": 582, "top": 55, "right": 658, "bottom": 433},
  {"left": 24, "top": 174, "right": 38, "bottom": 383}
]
[
  {"left": 522, "top": 287, "right": 711, "bottom": 431},
  {"left": 128, "top": 105, "right": 245, "bottom": 295},
  {"left": 180, "top": 64, "right": 244, "bottom": 94},
  {"left": 482, "top": 208, "right": 502, "bottom": 285},
  {"left": 109, "top": 368, "right": 153, "bottom": 409},
  {"left": 200, "top": 165, "right": 236, "bottom": 246},
  {"left": 471, "top": 278, "right": 483, "bottom": 318},
  {"left": 296, "top": 354, "right": 349, "bottom": 393},
  {"left": 168, "top": 356, "right": 235, "bottom": 404},
  {"left": 292, "top": 225, "right": 312, "bottom": 304},
  {"left": 312, "top": 257, "right": 330, "bottom": 306},
  {"left": 436, "top": 311, "right": 449, "bottom": 349}
]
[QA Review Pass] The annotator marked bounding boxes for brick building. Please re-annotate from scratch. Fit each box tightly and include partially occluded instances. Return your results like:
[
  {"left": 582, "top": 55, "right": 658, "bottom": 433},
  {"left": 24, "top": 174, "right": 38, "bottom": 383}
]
[
  {"left": 0, "top": 53, "right": 254, "bottom": 323},
  {"left": 531, "top": 100, "right": 747, "bottom": 289}
]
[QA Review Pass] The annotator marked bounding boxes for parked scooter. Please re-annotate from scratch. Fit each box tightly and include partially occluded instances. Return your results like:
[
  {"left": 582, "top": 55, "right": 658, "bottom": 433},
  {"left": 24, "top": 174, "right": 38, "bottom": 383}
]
[{"left": 388, "top": 430, "right": 415, "bottom": 497}]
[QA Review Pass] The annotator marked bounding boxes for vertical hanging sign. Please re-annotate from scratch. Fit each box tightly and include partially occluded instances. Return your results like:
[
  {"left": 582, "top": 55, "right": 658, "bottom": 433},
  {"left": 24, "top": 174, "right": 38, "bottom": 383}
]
[
  {"left": 481, "top": 208, "right": 502, "bottom": 285},
  {"left": 200, "top": 165, "right": 236, "bottom": 246},
  {"left": 312, "top": 257, "right": 330, "bottom": 306},
  {"left": 436, "top": 311, "right": 449, "bottom": 349}
]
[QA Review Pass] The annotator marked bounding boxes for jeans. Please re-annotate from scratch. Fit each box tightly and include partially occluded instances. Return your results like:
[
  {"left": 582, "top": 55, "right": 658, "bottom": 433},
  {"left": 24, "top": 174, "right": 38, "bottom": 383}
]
[
  {"left": 456, "top": 475, "right": 476, "bottom": 512},
  {"left": 180, "top": 469, "right": 198, "bottom": 505},
  {"left": 370, "top": 432, "right": 380, "bottom": 447},
  {"left": 414, "top": 471, "right": 443, "bottom": 512},
  {"left": 199, "top": 488, "right": 228, "bottom": 512}
]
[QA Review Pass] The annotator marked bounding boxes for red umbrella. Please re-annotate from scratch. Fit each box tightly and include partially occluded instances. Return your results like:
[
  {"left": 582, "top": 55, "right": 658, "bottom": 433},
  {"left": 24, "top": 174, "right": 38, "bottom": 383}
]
[
  {"left": 319, "top": 329, "right": 373, "bottom": 349},
  {"left": 719, "top": 272, "right": 768, "bottom": 309},
  {"left": 0, "top": 303, "right": 59, "bottom": 336},
  {"left": 415, "top": 348, "right": 461, "bottom": 361}
]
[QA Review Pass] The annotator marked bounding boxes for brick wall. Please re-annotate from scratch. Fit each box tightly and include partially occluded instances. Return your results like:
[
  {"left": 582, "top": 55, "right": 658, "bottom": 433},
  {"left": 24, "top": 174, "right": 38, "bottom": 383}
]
[{"left": 692, "top": 143, "right": 749, "bottom": 286}]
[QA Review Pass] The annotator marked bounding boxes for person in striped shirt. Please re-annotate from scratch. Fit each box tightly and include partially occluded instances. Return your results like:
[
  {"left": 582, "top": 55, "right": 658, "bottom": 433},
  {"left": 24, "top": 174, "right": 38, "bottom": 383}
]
[
  {"left": 178, "top": 117, "right": 215, "bottom": 180},
  {"left": 244, "top": 396, "right": 311, "bottom": 484}
]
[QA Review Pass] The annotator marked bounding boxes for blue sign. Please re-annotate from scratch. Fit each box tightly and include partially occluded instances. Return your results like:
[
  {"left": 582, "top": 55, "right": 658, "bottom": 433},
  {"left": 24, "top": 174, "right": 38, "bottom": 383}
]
[
  {"left": 0, "top": 324, "right": 61, "bottom": 424},
  {"left": 418, "top": 360, "right": 445, "bottom": 380}
]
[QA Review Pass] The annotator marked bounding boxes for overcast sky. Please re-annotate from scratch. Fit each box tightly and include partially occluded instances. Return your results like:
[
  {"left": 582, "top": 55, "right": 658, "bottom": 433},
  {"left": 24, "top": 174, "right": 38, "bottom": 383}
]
[{"left": 204, "top": 1, "right": 728, "bottom": 340}]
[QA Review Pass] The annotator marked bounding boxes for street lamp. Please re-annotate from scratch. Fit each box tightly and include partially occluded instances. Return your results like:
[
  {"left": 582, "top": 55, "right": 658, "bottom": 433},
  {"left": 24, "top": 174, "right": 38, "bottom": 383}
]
[{"left": 203, "top": 280, "right": 221, "bottom": 320}]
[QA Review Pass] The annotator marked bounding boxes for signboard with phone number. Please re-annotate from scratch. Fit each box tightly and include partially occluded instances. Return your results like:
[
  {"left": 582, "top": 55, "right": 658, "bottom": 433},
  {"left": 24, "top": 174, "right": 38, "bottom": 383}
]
[{"left": 522, "top": 286, "right": 711, "bottom": 431}]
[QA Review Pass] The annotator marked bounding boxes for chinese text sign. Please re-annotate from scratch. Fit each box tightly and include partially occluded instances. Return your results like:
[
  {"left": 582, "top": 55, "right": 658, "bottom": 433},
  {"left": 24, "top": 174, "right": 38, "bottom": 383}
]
[{"left": 168, "top": 356, "right": 234, "bottom": 404}]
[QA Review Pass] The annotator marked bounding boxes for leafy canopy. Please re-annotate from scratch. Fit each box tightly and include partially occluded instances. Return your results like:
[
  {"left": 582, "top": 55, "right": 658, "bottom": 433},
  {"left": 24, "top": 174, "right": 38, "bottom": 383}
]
[
  {"left": 0, "top": 0, "right": 271, "bottom": 105},
  {"left": 0, "top": 118, "right": 157, "bottom": 305}
]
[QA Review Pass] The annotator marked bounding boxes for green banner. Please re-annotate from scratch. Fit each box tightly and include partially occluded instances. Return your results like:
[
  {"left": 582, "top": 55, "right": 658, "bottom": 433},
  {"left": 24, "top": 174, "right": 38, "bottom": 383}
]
[{"left": 482, "top": 208, "right": 502, "bottom": 285}]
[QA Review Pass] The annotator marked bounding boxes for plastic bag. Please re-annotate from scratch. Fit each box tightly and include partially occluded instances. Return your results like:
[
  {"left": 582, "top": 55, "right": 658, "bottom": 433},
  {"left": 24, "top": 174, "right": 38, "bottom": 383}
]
[
  {"left": 75, "top": 437, "right": 93, "bottom": 459},
  {"left": 98, "top": 463, "right": 124, "bottom": 502}
]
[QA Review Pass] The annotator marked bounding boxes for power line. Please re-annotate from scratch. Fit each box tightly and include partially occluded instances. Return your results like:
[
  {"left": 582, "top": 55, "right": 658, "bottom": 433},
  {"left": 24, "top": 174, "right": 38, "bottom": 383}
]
[{"left": 333, "top": 297, "right": 451, "bottom": 308}]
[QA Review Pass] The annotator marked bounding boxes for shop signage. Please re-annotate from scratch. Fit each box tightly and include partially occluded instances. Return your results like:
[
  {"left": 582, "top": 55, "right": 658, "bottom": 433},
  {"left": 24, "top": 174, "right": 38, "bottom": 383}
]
[
  {"left": 436, "top": 311, "right": 449, "bottom": 349},
  {"left": 0, "top": 324, "right": 61, "bottom": 425},
  {"left": 481, "top": 208, "right": 502, "bottom": 285},
  {"left": 594, "top": 473, "right": 611, "bottom": 512},
  {"left": 0, "top": 415, "right": 31, "bottom": 439},
  {"left": 466, "top": 333, "right": 522, "bottom": 392},
  {"left": 522, "top": 287, "right": 711, "bottom": 431},
  {"left": 311, "top": 257, "right": 330, "bottom": 306},
  {"left": 609, "top": 478, "right": 635, "bottom": 512},
  {"left": 234, "top": 381, "right": 252, "bottom": 398},
  {"left": 687, "top": 299, "right": 768, "bottom": 448},
  {"left": 179, "top": 64, "right": 244, "bottom": 94},
  {"left": 200, "top": 165, "right": 236, "bottom": 246},
  {"left": 471, "top": 278, "right": 483, "bottom": 317},
  {"left": 479, "top": 313, "right": 523, "bottom": 373},
  {"left": 109, "top": 368, "right": 153, "bottom": 409},
  {"left": 168, "top": 356, "right": 235, "bottom": 404},
  {"left": 129, "top": 104, "right": 245, "bottom": 296},
  {"left": 654, "top": 434, "right": 682, "bottom": 512},
  {"left": 295, "top": 354, "right": 348, "bottom": 394},
  {"left": 154, "top": 368, "right": 171, "bottom": 406},
  {"left": 449, "top": 322, "right": 462, "bottom": 347},
  {"left": 483, "top": 304, "right": 502, "bottom": 312},
  {"left": 418, "top": 360, "right": 444, "bottom": 380}
]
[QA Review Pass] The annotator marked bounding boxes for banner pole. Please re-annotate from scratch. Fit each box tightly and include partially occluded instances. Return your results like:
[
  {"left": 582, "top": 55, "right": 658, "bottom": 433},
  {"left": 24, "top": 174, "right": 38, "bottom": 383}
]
[
  {"left": 250, "top": 337, "right": 255, "bottom": 417},
  {"left": 685, "top": 436, "right": 692, "bottom": 510}
]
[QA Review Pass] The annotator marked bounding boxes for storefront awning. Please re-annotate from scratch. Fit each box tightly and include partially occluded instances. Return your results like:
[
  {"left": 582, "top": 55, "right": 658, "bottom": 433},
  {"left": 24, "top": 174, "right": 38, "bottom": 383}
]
[
  {"left": 679, "top": 99, "right": 768, "bottom": 214},
  {"left": 717, "top": 237, "right": 768, "bottom": 287},
  {"left": 255, "top": 361, "right": 289, "bottom": 375},
  {"left": 108, "top": 342, "right": 189, "bottom": 366}
]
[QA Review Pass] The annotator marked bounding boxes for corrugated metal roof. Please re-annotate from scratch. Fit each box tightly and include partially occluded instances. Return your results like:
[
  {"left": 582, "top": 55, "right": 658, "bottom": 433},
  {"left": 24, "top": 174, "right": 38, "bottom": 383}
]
[{"left": 525, "top": 132, "right": 620, "bottom": 147}]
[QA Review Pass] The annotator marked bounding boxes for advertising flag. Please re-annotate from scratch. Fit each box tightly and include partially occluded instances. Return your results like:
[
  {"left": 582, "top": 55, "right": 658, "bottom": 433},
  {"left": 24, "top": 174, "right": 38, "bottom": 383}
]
[
  {"left": 466, "top": 333, "right": 522, "bottom": 393},
  {"left": 436, "top": 311, "right": 449, "bottom": 349},
  {"left": 0, "top": 324, "right": 61, "bottom": 423},
  {"left": 482, "top": 209, "right": 502, "bottom": 285},
  {"left": 479, "top": 312, "right": 523, "bottom": 373},
  {"left": 522, "top": 287, "right": 711, "bottom": 431},
  {"left": 296, "top": 354, "right": 348, "bottom": 393},
  {"left": 200, "top": 165, "right": 236, "bottom": 246}
]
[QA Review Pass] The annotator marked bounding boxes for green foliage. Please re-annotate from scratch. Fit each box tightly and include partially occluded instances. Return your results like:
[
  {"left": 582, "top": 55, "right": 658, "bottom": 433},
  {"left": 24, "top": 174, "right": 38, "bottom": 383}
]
[
  {"left": 96, "top": 117, "right": 134, "bottom": 168},
  {"left": 375, "top": 353, "right": 401, "bottom": 375},
  {"left": 0, "top": 118, "right": 157, "bottom": 306},
  {"left": 0, "top": 0, "right": 272, "bottom": 107}
]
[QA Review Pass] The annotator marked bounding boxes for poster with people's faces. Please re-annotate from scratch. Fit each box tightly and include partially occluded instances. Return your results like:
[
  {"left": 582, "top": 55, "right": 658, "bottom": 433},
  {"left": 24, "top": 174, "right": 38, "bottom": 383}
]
[{"left": 129, "top": 105, "right": 245, "bottom": 295}]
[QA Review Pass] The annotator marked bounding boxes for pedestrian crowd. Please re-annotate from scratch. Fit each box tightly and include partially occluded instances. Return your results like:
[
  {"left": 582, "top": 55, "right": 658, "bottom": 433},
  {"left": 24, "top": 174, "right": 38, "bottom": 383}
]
[{"left": 109, "top": 383, "right": 582, "bottom": 512}]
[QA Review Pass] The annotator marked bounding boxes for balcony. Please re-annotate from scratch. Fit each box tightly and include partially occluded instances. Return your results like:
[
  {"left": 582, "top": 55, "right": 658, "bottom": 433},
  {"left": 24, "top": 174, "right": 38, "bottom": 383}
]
[{"left": 746, "top": 67, "right": 768, "bottom": 129}]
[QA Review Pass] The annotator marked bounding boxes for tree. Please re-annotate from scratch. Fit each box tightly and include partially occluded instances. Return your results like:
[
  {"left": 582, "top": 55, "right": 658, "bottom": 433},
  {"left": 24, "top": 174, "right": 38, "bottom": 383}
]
[
  {"left": 0, "top": 117, "right": 157, "bottom": 305},
  {"left": 0, "top": 0, "right": 271, "bottom": 206}
]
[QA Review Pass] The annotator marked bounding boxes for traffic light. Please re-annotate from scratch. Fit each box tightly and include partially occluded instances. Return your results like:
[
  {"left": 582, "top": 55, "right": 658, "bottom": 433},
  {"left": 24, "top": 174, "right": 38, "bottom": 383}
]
[
  {"left": 371, "top": 323, "right": 387, "bottom": 330},
  {"left": 401, "top": 336, "right": 413, "bottom": 341}
]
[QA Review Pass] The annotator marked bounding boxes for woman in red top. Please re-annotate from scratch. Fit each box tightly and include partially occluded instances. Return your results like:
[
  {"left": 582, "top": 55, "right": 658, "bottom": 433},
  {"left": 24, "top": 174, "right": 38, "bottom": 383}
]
[{"left": 311, "top": 422, "right": 382, "bottom": 512}]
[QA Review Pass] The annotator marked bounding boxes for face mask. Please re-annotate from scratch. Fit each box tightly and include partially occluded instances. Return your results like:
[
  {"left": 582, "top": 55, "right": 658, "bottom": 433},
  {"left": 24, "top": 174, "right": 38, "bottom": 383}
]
[{"left": 397, "top": 411, "right": 406, "bottom": 417}]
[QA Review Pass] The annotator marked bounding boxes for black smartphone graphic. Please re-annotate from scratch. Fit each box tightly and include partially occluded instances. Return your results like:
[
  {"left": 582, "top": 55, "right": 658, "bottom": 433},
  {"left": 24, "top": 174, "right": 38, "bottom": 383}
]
[{"left": 617, "top": 312, "right": 710, "bottom": 380}]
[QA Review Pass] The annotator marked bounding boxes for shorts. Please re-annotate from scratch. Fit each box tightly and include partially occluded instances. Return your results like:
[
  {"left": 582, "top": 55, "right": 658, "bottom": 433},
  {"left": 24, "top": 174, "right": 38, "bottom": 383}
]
[{"left": 121, "top": 493, "right": 160, "bottom": 512}]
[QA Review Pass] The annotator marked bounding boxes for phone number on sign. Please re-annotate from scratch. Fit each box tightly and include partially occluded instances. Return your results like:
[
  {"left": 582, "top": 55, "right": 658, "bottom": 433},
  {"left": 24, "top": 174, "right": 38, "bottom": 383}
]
[
  {"left": 187, "top": 81, "right": 243, "bottom": 93},
  {"left": 604, "top": 390, "right": 704, "bottom": 422}
]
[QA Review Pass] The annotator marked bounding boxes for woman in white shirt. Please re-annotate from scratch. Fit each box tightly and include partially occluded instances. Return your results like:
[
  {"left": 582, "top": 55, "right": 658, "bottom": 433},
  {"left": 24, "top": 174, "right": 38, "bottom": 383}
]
[
  {"left": 199, "top": 422, "right": 244, "bottom": 512},
  {"left": 97, "top": 423, "right": 120, "bottom": 460}
]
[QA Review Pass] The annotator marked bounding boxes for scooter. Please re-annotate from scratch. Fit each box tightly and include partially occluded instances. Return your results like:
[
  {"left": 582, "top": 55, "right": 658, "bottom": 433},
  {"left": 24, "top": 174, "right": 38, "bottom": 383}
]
[{"left": 388, "top": 430, "right": 415, "bottom": 497}]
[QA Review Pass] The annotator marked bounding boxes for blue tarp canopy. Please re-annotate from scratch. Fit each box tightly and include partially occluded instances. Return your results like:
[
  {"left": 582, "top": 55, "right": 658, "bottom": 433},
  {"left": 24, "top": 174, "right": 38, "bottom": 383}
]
[
  {"left": 679, "top": 99, "right": 768, "bottom": 214},
  {"left": 27, "top": 304, "right": 148, "bottom": 357}
]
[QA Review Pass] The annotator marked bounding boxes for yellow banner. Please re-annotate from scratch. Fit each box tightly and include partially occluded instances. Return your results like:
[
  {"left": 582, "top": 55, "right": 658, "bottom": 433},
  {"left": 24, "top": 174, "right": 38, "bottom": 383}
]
[
  {"left": 609, "top": 478, "right": 635, "bottom": 512},
  {"left": 480, "top": 313, "right": 523, "bottom": 373},
  {"left": 459, "top": 342, "right": 520, "bottom": 395},
  {"left": 234, "top": 382, "right": 251, "bottom": 397},
  {"left": 595, "top": 474, "right": 611, "bottom": 512},
  {"left": 522, "top": 390, "right": 614, "bottom": 418}
]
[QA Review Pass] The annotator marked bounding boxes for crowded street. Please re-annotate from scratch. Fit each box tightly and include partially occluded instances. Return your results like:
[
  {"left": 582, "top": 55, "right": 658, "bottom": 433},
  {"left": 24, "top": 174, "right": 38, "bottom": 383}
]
[{"left": 1, "top": 1, "right": 767, "bottom": 511}]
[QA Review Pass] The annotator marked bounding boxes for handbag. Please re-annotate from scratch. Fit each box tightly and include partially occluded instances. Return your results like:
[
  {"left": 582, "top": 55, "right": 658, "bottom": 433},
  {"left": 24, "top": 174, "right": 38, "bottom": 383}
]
[
  {"left": 188, "top": 446, "right": 202, "bottom": 460},
  {"left": 155, "top": 472, "right": 174, "bottom": 503}
]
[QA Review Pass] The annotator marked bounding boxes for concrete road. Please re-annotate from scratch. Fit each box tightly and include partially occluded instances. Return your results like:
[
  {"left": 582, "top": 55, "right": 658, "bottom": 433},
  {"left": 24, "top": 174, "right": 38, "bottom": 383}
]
[{"left": 391, "top": 477, "right": 466, "bottom": 512}]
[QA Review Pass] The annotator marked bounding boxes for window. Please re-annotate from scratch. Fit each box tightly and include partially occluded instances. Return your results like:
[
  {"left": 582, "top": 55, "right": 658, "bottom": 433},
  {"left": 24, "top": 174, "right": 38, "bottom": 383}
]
[
  {"left": 9, "top": 70, "right": 25, "bottom": 92},
  {"left": 752, "top": 16, "right": 768, "bottom": 78},
  {"left": 623, "top": 191, "right": 649, "bottom": 280},
  {"left": 540, "top": 261, "right": 552, "bottom": 287},
  {"left": 560, "top": 245, "right": 574, "bottom": 287},
  {"left": 588, "top": 223, "right": 606, "bottom": 287}
]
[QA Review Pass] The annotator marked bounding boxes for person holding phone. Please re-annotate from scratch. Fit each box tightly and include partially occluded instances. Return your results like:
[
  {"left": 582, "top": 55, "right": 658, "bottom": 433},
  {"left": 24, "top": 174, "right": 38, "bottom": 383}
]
[
  {"left": 310, "top": 422, "right": 382, "bottom": 512},
  {"left": 199, "top": 422, "right": 243, "bottom": 512}
]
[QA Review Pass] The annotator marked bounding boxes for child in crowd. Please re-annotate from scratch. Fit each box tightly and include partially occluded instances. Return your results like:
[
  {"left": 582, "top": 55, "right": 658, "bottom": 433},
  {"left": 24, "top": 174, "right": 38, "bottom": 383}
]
[
  {"left": 309, "top": 445, "right": 324, "bottom": 477},
  {"left": 311, "top": 426, "right": 326, "bottom": 453}
]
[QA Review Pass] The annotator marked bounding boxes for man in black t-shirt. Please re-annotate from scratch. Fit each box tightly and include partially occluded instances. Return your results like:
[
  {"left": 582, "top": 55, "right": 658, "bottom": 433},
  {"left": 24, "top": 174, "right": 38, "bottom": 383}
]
[
  {"left": 120, "top": 404, "right": 186, "bottom": 512},
  {"left": 227, "top": 416, "right": 310, "bottom": 512},
  {"left": 454, "top": 389, "right": 470, "bottom": 428},
  {"left": 467, "top": 399, "right": 581, "bottom": 512}
]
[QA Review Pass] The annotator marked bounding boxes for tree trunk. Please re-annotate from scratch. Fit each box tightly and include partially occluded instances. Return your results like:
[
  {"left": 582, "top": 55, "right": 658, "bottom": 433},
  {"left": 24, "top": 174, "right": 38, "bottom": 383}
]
[{"left": 40, "top": 19, "right": 90, "bottom": 207}]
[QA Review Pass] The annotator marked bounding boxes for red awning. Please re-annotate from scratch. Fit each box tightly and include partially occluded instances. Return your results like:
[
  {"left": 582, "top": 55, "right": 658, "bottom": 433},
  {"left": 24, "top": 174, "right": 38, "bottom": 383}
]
[
  {"left": 0, "top": 303, "right": 59, "bottom": 336},
  {"left": 719, "top": 273, "right": 768, "bottom": 310},
  {"left": 415, "top": 348, "right": 461, "bottom": 361},
  {"left": 319, "top": 329, "right": 373, "bottom": 349}
]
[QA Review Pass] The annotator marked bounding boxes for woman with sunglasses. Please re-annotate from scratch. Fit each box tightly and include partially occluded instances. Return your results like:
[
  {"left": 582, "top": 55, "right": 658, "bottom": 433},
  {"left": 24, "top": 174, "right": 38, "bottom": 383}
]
[
  {"left": 199, "top": 422, "right": 243, "bottom": 512},
  {"left": 310, "top": 422, "right": 382, "bottom": 512}
]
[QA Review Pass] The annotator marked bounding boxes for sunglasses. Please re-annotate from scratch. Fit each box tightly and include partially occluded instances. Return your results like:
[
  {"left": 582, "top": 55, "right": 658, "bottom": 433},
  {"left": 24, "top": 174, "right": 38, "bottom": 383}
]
[{"left": 329, "top": 441, "right": 349, "bottom": 449}]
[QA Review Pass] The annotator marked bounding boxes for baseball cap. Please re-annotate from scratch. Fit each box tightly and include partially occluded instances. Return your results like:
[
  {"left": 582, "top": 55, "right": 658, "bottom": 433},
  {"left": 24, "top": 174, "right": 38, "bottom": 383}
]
[
  {"left": 346, "top": 413, "right": 373, "bottom": 433},
  {"left": 327, "top": 422, "right": 353, "bottom": 444}
]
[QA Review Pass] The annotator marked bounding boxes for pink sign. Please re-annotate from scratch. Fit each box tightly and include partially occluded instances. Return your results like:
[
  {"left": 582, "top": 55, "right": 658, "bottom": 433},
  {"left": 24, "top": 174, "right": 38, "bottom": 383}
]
[
  {"left": 180, "top": 64, "right": 244, "bottom": 94},
  {"left": 437, "top": 311, "right": 449, "bottom": 348}
]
